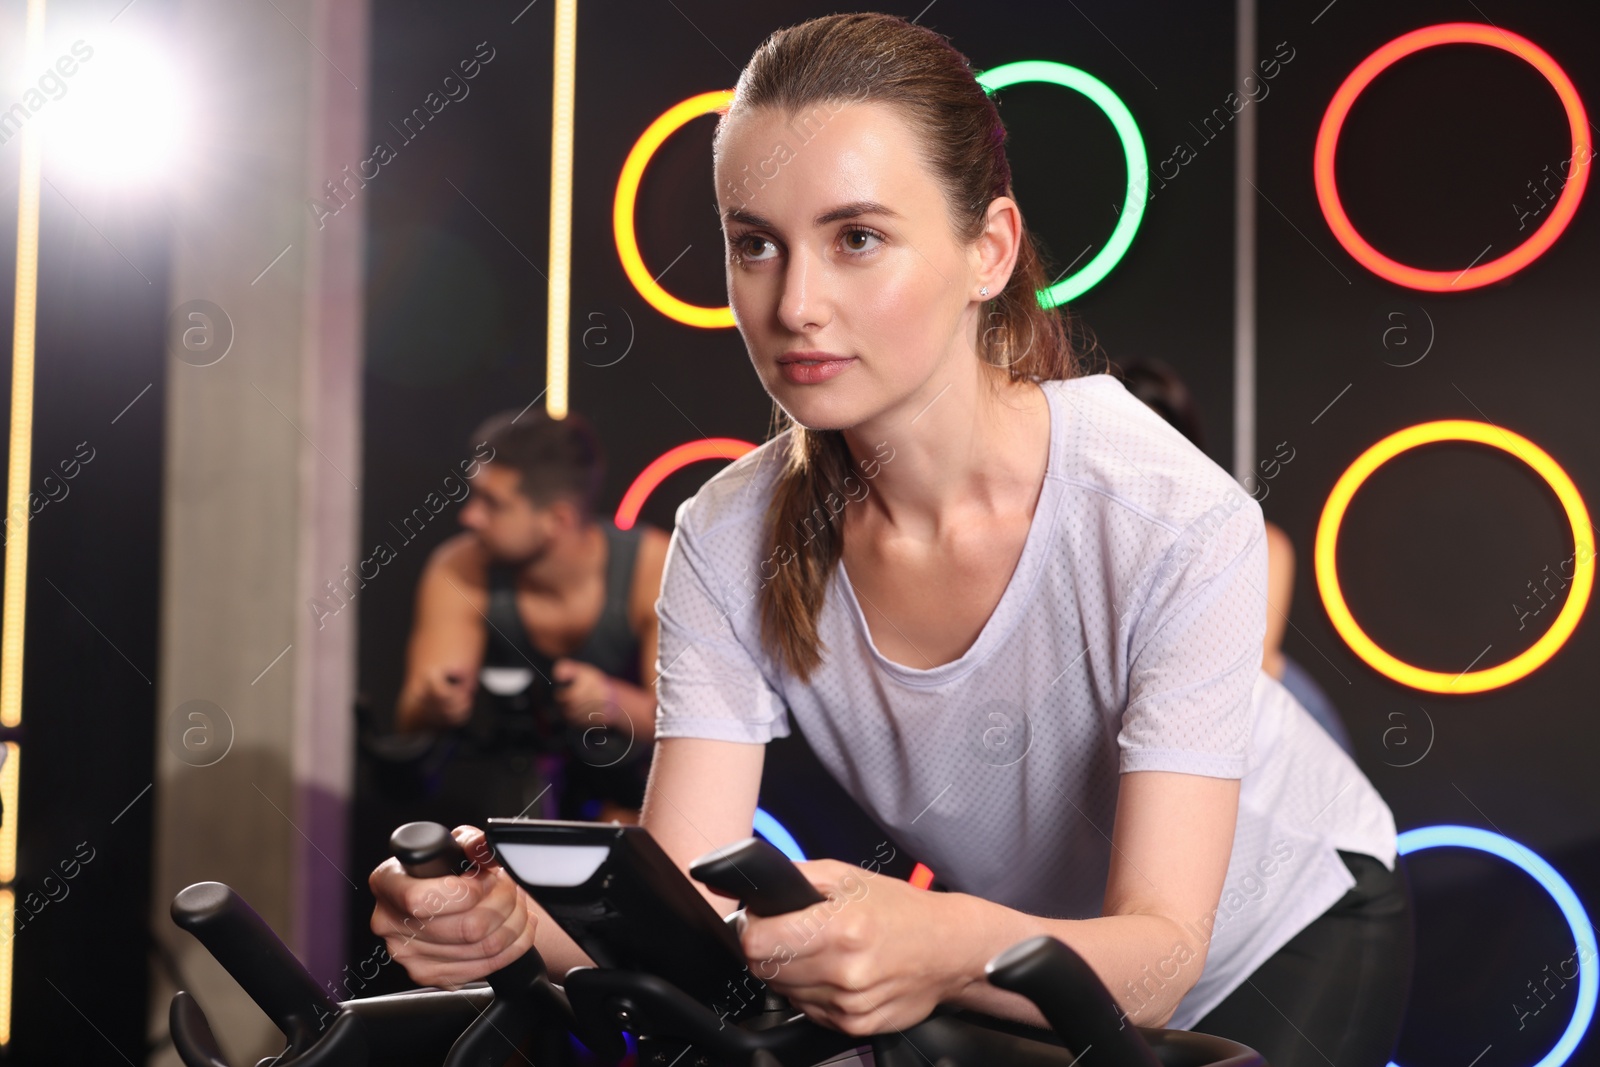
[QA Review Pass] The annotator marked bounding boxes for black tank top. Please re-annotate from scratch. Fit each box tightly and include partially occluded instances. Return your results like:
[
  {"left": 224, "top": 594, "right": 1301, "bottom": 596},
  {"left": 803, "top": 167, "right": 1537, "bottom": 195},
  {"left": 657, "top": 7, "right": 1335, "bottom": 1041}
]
[
  {"left": 481, "top": 521, "right": 643, "bottom": 684},
  {"left": 472, "top": 522, "right": 651, "bottom": 814}
]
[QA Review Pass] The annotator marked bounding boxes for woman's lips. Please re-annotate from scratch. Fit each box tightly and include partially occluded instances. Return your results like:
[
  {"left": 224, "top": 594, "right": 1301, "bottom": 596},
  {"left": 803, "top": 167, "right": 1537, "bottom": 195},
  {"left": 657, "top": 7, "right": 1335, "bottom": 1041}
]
[{"left": 778, "top": 355, "right": 856, "bottom": 385}]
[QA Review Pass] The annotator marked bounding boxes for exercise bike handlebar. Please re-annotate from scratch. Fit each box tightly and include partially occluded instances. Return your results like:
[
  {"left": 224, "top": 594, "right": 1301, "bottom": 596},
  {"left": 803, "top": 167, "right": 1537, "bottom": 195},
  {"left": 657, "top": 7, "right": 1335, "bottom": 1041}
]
[
  {"left": 987, "top": 935, "right": 1164, "bottom": 1067},
  {"left": 387, "top": 821, "right": 551, "bottom": 999},
  {"left": 388, "top": 820, "right": 562, "bottom": 1066},
  {"left": 170, "top": 820, "right": 1267, "bottom": 1067},
  {"left": 169, "top": 882, "right": 341, "bottom": 1062},
  {"left": 988, "top": 937, "right": 1264, "bottom": 1067},
  {"left": 689, "top": 836, "right": 827, "bottom": 916},
  {"left": 169, "top": 823, "right": 564, "bottom": 1067}
]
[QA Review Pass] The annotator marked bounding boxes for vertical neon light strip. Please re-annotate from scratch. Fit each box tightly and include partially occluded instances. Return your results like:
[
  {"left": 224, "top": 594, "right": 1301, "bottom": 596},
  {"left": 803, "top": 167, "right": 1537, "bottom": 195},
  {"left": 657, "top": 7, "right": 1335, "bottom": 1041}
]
[
  {"left": 4, "top": 0, "right": 44, "bottom": 730},
  {"left": 545, "top": 0, "right": 577, "bottom": 419},
  {"left": 0, "top": 892, "right": 11, "bottom": 1048},
  {"left": 0, "top": 746, "right": 16, "bottom": 886},
  {"left": 0, "top": 744, "right": 16, "bottom": 1046},
  {"left": 2, "top": 0, "right": 46, "bottom": 1043}
]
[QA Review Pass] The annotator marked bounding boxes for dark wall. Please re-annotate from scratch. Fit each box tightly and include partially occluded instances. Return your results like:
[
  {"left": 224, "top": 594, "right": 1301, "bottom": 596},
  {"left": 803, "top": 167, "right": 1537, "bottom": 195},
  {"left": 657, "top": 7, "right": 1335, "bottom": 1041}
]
[
  {"left": 0, "top": 141, "right": 165, "bottom": 1063},
  {"left": 1256, "top": 1, "right": 1600, "bottom": 1063}
]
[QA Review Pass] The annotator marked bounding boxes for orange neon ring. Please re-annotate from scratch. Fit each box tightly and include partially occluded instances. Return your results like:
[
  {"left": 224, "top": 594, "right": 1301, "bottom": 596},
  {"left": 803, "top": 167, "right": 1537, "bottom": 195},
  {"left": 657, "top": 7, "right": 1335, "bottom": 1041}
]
[
  {"left": 614, "top": 438, "right": 754, "bottom": 530},
  {"left": 614, "top": 91, "right": 737, "bottom": 329},
  {"left": 1314, "top": 23, "right": 1590, "bottom": 291},
  {"left": 1315, "top": 420, "right": 1593, "bottom": 693}
]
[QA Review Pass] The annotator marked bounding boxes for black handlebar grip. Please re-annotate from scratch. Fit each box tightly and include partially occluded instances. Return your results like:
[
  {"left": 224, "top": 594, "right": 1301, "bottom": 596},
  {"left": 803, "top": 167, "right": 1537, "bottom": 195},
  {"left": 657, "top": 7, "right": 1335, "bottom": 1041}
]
[
  {"left": 170, "top": 990, "right": 232, "bottom": 1067},
  {"left": 171, "top": 883, "right": 338, "bottom": 1055},
  {"left": 391, "top": 821, "right": 478, "bottom": 879},
  {"left": 389, "top": 822, "right": 548, "bottom": 997},
  {"left": 388, "top": 823, "right": 558, "bottom": 1067},
  {"left": 986, "top": 936, "right": 1162, "bottom": 1067},
  {"left": 690, "top": 837, "right": 826, "bottom": 917}
]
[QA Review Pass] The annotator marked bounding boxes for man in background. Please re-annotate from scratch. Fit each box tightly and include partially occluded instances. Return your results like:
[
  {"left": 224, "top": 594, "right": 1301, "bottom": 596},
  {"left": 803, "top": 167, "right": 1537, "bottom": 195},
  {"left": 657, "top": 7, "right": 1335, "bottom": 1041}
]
[{"left": 396, "top": 408, "right": 669, "bottom": 822}]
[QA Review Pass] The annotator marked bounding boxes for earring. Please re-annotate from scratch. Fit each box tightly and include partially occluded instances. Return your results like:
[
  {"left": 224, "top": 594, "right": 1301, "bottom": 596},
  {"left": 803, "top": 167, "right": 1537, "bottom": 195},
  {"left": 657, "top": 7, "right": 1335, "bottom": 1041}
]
[{"left": 979, "top": 286, "right": 990, "bottom": 298}]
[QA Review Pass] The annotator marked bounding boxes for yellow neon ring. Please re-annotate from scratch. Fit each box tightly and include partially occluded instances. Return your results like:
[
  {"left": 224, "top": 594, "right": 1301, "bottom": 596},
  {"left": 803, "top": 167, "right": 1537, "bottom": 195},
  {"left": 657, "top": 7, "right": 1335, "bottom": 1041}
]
[
  {"left": 1315, "top": 420, "right": 1593, "bottom": 693},
  {"left": 614, "top": 90, "right": 736, "bottom": 329}
]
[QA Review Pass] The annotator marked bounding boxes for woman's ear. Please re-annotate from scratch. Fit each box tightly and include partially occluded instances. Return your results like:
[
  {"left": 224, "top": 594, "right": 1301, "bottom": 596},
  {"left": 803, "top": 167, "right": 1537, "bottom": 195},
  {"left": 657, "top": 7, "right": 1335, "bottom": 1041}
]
[{"left": 971, "top": 196, "right": 1022, "bottom": 296}]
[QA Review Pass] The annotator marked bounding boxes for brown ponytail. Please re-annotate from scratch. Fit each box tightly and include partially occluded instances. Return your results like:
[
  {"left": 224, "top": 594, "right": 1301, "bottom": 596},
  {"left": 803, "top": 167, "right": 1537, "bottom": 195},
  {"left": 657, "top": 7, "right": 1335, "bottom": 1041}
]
[{"left": 722, "top": 12, "right": 1093, "bottom": 682}]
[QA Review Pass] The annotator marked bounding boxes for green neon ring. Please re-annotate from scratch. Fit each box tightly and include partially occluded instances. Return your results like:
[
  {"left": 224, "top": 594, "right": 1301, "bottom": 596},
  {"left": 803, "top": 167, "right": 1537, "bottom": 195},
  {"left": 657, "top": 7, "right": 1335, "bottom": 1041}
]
[{"left": 976, "top": 60, "right": 1148, "bottom": 307}]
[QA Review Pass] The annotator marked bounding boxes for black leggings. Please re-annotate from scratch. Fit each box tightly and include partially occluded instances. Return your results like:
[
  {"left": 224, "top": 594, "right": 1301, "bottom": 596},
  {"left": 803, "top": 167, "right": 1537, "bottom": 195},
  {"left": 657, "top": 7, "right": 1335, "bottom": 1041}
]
[{"left": 1191, "top": 851, "right": 1415, "bottom": 1067}]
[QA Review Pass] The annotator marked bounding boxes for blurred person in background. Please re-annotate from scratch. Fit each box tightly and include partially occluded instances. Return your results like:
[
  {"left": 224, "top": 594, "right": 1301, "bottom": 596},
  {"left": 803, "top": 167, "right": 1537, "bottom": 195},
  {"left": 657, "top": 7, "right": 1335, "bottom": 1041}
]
[
  {"left": 396, "top": 408, "right": 670, "bottom": 823},
  {"left": 1114, "top": 357, "right": 1356, "bottom": 757}
]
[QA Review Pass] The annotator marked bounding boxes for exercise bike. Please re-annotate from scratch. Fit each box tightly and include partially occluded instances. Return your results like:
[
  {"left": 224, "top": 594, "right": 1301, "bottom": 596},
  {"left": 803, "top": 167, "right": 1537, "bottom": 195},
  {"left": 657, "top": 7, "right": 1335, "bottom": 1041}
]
[{"left": 168, "top": 819, "right": 1266, "bottom": 1067}]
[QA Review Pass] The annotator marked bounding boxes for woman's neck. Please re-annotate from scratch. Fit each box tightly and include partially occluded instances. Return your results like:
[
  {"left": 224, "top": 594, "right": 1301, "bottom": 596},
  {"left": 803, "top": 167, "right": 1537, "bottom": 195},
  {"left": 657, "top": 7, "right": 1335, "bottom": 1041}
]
[{"left": 842, "top": 367, "right": 1050, "bottom": 541}]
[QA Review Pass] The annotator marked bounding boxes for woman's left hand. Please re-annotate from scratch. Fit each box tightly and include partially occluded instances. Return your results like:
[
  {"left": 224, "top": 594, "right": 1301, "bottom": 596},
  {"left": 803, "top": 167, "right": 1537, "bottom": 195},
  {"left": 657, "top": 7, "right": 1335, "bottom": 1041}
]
[{"left": 735, "top": 860, "right": 970, "bottom": 1036}]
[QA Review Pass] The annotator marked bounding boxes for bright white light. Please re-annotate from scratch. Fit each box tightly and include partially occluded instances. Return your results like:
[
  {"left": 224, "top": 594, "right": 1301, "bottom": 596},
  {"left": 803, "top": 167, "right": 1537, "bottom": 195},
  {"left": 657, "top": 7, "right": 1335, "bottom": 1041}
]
[
  {"left": 35, "top": 32, "right": 188, "bottom": 185},
  {"left": 497, "top": 843, "right": 612, "bottom": 888}
]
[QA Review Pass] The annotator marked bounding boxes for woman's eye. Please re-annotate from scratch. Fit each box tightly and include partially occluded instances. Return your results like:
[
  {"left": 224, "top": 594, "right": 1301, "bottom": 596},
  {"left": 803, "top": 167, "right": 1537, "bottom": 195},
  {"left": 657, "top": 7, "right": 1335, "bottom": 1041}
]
[
  {"left": 733, "top": 235, "right": 777, "bottom": 262},
  {"left": 840, "top": 228, "right": 883, "bottom": 254}
]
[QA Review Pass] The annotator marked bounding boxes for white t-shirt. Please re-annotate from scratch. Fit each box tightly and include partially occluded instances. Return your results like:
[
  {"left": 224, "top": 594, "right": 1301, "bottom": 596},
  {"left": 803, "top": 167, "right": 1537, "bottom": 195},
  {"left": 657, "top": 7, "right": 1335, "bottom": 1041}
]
[{"left": 652, "top": 373, "right": 1396, "bottom": 1029}]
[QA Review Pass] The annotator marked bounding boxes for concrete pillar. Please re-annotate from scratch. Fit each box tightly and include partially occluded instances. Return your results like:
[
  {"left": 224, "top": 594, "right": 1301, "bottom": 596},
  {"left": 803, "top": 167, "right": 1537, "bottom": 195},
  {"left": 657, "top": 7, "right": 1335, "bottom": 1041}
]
[{"left": 148, "top": 0, "right": 366, "bottom": 1062}]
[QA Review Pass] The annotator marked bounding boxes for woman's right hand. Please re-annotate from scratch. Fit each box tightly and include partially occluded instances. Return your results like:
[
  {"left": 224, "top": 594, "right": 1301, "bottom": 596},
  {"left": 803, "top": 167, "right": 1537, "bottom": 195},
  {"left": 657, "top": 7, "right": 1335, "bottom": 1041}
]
[{"left": 368, "top": 825, "right": 540, "bottom": 989}]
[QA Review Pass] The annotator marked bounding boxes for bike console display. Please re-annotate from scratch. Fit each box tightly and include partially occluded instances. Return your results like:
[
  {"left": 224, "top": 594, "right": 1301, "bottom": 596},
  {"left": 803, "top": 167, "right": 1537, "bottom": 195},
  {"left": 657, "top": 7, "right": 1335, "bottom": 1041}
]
[{"left": 485, "top": 818, "right": 756, "bottom": 1013}]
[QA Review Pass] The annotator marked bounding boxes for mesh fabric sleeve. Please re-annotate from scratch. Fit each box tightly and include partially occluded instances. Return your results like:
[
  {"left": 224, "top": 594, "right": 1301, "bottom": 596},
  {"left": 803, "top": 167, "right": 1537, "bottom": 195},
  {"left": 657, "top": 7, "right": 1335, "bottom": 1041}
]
[
  {"left": 653, "top": 504, "right": 790, "bottom": 745},
  {"left": 1117, "top": 491, "right": 1268, "bottom": 778}
]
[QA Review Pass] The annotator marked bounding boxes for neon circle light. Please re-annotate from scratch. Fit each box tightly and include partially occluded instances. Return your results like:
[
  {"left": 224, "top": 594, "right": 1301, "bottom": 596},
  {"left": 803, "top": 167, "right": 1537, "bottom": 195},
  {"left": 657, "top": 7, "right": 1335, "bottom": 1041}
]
[
  {"left": 615, "top": 90, "right": 737, "bottom": 329},
  {"left": 753, "top": 808, "right": 806, "bottom": 862},
  {"left": 1314, "top": 24, "right": 1590, "bottom": 291},
  {"left": 976, "top": 61, "right": 1148, "bottom": 307},
  {"left": 754, "top": 812, "right": 938, "bottom": 891},
  {"left": 614, "top": 438, "right": 754, "bottom": 531},
  {"left": 1391, "top": 826, "right": 1596, "bottom": 1067},
  {"left": 1315, "top": 420, "right": 1593, "bottom": 693}
]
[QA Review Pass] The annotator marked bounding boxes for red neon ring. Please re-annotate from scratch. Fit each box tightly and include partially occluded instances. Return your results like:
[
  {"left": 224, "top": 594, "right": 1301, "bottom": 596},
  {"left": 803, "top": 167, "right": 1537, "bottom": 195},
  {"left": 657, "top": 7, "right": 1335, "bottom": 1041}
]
[
  {"left": 614, "top": 438, "right": 754, "bottom": 530},
  {"left": 1314, "top": 23, "right": 1590, "bottom": 291}
]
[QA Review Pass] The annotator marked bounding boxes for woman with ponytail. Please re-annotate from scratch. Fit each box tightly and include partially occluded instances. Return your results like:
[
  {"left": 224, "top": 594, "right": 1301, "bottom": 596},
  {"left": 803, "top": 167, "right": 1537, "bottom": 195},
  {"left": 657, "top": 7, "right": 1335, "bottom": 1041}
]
[{"left": 371, "top": 13, "right": 1411, "bottom": 1066}]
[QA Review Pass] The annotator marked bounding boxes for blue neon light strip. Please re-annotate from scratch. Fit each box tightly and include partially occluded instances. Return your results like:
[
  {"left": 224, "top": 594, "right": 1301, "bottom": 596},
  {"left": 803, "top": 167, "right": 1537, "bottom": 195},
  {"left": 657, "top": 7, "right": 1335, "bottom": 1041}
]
[
  {"left": 1393, "top": 825, "right": 1596, "bottom": 1067},
  {"left": 753, "top": 807, "right": 806, "bottom": 862}
]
